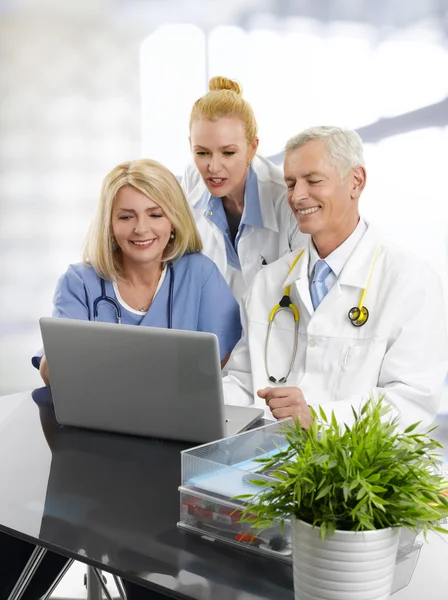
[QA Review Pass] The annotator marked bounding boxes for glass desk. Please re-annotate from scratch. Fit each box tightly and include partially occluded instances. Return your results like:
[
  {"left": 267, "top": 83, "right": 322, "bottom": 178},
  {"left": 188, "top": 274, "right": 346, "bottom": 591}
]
[{"left": 0, "top": 388, "right": 447, "bottom": 599}]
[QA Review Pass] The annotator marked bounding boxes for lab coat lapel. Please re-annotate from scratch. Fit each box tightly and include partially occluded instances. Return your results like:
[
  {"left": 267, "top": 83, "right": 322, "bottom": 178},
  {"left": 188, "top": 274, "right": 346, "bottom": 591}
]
[
  {"left": 283, "top": 226, "right": 380, "bottom": 318},
  {"left": 190, "top": 205, "right": 227, "bottom": 276},
  {"left": 282, "top": 242, "right": 314, "bottom": 316},
  {"left": 189, "top": 175, "right": 206, "bottom": 208},
  {"left": 338, "top": 226, "right": 380, "bottom": 290}
]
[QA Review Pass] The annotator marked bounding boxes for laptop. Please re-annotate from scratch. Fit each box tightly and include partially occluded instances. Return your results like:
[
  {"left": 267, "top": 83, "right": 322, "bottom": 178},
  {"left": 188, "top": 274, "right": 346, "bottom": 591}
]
[{"left": 39, "top": 317, "right": 263, "bottom": 443}]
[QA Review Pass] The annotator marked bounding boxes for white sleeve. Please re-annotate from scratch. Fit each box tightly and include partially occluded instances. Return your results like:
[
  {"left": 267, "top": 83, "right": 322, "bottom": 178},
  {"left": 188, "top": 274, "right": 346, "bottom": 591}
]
[
  {"left": 222, "top": 292, "right": 256, "bottom": 407},
  {"left": 180, "top": 163, "right": 200, "bottom": 198},
  {"left": 314, "top": 268, "right": 448, "bottom": 431}
]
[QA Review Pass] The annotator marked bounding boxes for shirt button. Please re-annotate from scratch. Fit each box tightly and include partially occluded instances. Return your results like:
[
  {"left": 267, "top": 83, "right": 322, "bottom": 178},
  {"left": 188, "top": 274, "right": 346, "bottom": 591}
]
[
  {"left": 208, "top": 211, "right": 213, "bottom": 216},
  {"left": 308, "top": 338, "right": 317, "bottom": 348}
]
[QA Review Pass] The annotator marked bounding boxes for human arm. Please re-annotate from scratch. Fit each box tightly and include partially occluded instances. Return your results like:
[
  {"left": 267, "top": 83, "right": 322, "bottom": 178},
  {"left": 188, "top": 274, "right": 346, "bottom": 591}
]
[
  {"left": 31, "top": 266, "right": 91, "bottom": 375},
  {"left": 221, "top": 352, "right": 231, "bottom": 370},
  {"left": 197, "top": 261, "right": 242, "bottom": 361},
  {"left": 39, "top": 354, "right": 50, "bottom": 386},
  {"left": 221, "top": 287, "right": 260, "bottom": 407}
]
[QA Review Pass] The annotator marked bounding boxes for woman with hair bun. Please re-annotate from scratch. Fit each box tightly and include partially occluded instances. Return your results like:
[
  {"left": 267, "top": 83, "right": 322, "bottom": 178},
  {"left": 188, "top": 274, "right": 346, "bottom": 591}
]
[{"left": 183, "top": 76, "right": 305, "bottom": 302}]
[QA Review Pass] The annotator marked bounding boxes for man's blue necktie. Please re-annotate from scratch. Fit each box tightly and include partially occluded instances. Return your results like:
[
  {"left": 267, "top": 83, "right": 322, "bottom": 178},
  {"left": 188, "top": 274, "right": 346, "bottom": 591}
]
[{"left": 310, "top": 259, "right": 332, "bottom": 310}]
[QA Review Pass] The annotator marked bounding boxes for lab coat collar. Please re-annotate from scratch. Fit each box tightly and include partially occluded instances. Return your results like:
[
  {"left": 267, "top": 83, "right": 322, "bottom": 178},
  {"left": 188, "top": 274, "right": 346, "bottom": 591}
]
[
  {"left": 192, "top": 166, "right": 262, "bottom": 228},
  {"left": 282, "top": 245, "right": 310, "bottom": 288},
  {"left": 338, "top": 224, "right": 380, "bottom": 289},
  {"left": 282, "top": 222, "right": 380, "bottom": 290},
  {"left": 281, "top": 244, "right": 313, "bottom": 315},
  {"left": 192, "top": 188, "right": 209, "bottom": 210},
  {"left": 308, "top": 218, "right": 368, "bottom": 279},
  {"left": 191, "top": 155, "right": 282, "bottom": 233}
]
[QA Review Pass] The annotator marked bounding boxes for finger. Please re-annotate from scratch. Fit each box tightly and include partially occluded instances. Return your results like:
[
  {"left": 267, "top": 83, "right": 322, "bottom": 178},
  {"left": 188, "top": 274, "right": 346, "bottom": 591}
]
[
  {"left": 271, "top": 406, "right": 298, "bottom": 420},
  {"left": 262, "top": 386, "right": 300, "bottom": 401},
  {"left": 271, "top": 406, "right": 313, "bottom": 427},
  {"left": 267, "top": 389, "right": 308, "bottom": 410},
  {"left": 256, "top": 388, "right": 269, "bottom": 398},
  {"left": 267, "top": 396, "right": 301, "bottom": 411}
]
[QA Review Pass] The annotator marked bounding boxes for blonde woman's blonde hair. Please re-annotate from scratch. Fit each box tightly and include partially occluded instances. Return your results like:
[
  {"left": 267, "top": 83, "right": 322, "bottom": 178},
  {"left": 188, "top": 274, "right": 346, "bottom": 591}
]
[
  {"left": 189, "top": 76, "right": 258, "bottom": 144},
  {"left": 82, "top": 159, "right": 202, "bottom": 281}
]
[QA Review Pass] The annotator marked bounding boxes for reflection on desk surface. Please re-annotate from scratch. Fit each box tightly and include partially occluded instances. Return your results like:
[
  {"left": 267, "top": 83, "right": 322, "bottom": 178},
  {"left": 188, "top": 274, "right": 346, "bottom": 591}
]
[
  {"left": 0, "top": 388, "right": 447, "bottom": 600},
  {"left": 0, "top": 388, "right": 295, "bottom": 599}
]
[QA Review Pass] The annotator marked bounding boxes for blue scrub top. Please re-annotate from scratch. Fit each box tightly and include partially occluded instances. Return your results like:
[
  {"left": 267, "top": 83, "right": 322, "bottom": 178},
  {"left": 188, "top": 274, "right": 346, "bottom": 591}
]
[{"left": 32, "top": 253, "right": 241, "bottom": 366}]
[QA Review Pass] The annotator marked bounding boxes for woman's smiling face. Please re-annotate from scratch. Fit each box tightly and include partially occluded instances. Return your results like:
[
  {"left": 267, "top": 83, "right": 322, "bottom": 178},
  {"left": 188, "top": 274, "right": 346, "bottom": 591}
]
[{"left": 111, "top": 185, "right": 173, "bottom": 268}]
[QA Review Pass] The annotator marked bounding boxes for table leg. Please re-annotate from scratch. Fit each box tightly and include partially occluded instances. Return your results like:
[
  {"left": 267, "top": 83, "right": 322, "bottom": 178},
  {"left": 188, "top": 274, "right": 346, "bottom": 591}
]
[
  {"left": 41, "top": 558, "right": 75, "bottom": 600},
  {"left": 86, "top": 565, "right": 104, "bottom": 600},
  {"left": 92, "top": 567, "right": 113, "bottom": 600},
  {"left": 7, "top": 545, "right": 47, "bottom": 600},
  {"left": 112, "top": 575, "right": 127, "bottom": 600}
]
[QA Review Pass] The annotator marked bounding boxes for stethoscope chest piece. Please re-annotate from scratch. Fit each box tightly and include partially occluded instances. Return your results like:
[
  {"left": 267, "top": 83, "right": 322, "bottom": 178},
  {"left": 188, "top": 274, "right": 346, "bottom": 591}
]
[{"left": 348, "top": 306, "right": 369, "bottom": 327}]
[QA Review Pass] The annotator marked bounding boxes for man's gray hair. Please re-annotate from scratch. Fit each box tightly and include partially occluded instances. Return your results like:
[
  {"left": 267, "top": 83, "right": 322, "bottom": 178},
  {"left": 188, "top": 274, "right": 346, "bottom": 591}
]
[{"left": 285, "top": 126, "right": 365, "bottom": 178}]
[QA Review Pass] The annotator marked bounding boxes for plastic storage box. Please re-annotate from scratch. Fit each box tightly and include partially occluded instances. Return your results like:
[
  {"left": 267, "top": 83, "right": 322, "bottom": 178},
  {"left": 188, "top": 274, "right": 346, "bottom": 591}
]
[
  {"left": 179, "top": 420, "right": 292, "bottom": 559},
  {"left": 178, "top": 420, "right": 426, "bottom": 592}
]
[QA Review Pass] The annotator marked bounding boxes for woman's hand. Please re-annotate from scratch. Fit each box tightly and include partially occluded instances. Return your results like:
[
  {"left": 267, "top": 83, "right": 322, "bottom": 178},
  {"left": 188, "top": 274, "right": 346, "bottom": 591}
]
[
  {"left": 39, "top": 355, "right": 50, "bottom": 386},
  {"left": 221, "top": 352, "right": 231, "bottom": 370}
]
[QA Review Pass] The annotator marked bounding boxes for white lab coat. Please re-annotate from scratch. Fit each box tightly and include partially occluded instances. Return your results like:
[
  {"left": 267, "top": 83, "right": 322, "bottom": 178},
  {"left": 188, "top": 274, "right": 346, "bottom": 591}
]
[
  {"left": 182, "top": 155, "right": 304, "bottom": 302},
  {"left": 223, "top": 225, "right": 448, "bottom": 429}
]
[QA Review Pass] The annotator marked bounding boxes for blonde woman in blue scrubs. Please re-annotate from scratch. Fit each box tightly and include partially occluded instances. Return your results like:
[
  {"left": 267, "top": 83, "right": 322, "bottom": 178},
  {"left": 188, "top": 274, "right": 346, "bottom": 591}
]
[
  {"left": 0, "top": 159, "right": 241, "bottom": 600},
  {"left": 34, "top": 157, "right": 241, "bottom": 382}
]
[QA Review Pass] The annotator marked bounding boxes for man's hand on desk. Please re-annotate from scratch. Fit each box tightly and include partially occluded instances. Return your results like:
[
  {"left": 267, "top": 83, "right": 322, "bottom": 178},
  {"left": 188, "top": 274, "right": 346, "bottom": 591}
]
[
  {"left": 39, "top": 355, "right": 50, "bottom": 386},
  {"left": 257, "top": 386, "right": 313, "bottom": 429}
]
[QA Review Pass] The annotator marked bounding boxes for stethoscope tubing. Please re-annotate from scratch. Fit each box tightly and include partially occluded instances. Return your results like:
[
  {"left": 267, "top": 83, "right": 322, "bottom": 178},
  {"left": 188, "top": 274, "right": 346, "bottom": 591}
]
[
  {"left": 265, "top": 246, "right": 381, "bottom": 384},
  {"left": 93, "top": 261, "right": 174, "bottom": 328}
]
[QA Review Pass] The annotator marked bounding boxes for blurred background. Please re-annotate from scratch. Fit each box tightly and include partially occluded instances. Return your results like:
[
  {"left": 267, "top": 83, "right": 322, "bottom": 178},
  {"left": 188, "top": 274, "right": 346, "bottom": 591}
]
[{"left": 1, "top": 0, "right": 447, "bottom": 412}]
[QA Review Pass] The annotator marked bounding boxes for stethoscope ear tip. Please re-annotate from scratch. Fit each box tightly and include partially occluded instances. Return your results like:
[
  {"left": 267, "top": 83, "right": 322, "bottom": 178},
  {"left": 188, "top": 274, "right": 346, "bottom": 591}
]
[{"left": 268, "top": 375, "right": 288, "bottom": 384}]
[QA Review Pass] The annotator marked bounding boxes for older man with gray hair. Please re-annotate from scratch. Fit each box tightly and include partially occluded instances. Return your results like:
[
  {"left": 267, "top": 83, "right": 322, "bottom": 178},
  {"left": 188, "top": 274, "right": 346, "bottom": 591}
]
[{"left": 223, "top": 126, "right": 448, "bottom": 429}]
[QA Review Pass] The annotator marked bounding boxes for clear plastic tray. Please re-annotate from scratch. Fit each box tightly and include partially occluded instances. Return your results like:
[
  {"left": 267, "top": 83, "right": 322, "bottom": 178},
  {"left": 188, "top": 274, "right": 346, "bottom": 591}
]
[
  {"left": 179, "top": 486, "right": 292, "bottom": 560},
  {"left": 391, "top": 541, "right": 422, "bottom": 594}
]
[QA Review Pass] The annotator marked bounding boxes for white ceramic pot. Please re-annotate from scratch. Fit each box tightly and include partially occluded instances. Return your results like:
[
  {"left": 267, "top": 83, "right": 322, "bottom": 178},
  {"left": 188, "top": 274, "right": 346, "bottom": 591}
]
[{"left": 291, "top": 518, "right": 400, "bottom": 600}]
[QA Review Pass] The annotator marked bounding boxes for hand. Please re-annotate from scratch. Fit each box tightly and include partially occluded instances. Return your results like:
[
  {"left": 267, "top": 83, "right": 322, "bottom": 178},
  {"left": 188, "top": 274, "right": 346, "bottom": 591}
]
[
  {"left": 257, "top": 386, "right": 313, "bottom": 429},
  {"left": 39, "top": 355, "right": 50, "bottom": 387},
  {"left": 221, "top": 352, "right": 231, "bottom": 370}
]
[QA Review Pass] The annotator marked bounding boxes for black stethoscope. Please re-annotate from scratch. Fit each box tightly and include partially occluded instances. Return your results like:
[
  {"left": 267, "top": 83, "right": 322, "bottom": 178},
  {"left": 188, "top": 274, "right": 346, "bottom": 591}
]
[
  {"left": 93, "top": 261, "right": 175, "bottom": 328},
  {"left": 265, "top": 247, "right": 381, "bottom": 384}
]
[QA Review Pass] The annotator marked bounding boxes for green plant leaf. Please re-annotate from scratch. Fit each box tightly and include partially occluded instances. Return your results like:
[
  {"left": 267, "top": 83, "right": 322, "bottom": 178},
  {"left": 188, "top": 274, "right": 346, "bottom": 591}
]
[
  {"left": 237, "top": 396, "right": 448, "bottom": 538},
  {"left": 319, "top": 405, "right": 328, "bottom": 423},
  {"left": 356, "top": 487, "right": 367, "bottom": 500},
  {"left": 403, "top": 422, "right": 420, "bottom": 434},
  {"left": 315, "top": 484, "right": 333, "bottom": 500}
]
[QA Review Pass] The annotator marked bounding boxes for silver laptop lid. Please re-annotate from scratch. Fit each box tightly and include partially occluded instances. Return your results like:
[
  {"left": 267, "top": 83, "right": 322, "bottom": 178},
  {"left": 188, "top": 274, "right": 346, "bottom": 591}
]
[{"left": 40, "top": 317, "right": 231, "bottom": 443}]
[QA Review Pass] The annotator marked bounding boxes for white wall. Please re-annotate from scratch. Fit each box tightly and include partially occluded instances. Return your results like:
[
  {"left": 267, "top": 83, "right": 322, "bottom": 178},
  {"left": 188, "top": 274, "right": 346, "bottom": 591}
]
[{"left": 0, "top": 9, "right": 142, "bottom": 393}]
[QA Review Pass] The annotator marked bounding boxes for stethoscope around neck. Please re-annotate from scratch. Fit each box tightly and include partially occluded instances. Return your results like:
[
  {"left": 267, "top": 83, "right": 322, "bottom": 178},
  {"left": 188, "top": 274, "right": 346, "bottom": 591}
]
[
  {"left": 93, "top": 261, "right": 175, "bottom": 328},
  {"left": 265, "top": 247, "right": 381, "bottom": 384}
]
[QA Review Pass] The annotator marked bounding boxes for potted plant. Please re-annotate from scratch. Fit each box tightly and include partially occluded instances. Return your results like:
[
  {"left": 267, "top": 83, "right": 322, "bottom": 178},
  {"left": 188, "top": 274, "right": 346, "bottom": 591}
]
[{"left": 238, "top": 397, "right": 448, "bottom": 600}]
